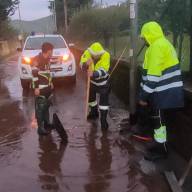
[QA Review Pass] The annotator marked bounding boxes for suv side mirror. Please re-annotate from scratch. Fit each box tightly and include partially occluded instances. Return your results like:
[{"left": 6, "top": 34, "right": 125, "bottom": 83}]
[{"left": 17, "top": 47, "right": 22, "bottom": 52}]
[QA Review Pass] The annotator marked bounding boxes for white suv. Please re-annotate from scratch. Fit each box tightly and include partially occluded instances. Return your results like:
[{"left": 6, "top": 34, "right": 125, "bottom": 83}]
[{"left": 18, "top": 34, "right": 76, "bottom": 89}]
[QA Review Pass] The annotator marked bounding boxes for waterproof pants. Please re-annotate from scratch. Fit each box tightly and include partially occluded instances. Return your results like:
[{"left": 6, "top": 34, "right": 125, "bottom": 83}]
[
  {"left": 35, "top": 96, "right": 50, "bottom": 129},
  {"left": 88, "top": 83, "right": 110, "bottom": 111}
]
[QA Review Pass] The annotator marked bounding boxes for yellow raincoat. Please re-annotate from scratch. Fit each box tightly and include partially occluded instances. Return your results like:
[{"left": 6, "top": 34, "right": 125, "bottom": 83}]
[
  {"left": 80, "top": 42, "right": 110, "bottom": 86},
  {"left": 140, "top": 21, "right": 183, "bottom": 109}
]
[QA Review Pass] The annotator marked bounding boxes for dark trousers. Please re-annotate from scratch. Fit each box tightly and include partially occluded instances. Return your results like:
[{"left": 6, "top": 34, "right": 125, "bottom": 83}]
[
  {"left": 150, "top": 109, "right": 166, "bottom": 130},
  {"left": 35, "top": 96, "right": 50, "bottom": 129},
  {"left": 136, "top": 105, "right": 167, "bottom": 139},
  {"left": 89, "top": 83, "right": 110, "bottom": 110}
]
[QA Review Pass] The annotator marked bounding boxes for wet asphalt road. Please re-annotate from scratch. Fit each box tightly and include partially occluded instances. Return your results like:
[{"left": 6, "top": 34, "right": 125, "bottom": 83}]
[{"left": 0, "top": 55, "right": 170, "bottom": 192}]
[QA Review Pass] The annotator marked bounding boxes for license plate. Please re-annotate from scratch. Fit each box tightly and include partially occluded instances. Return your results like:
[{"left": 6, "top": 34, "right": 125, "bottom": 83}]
[{"left": 51, "top": 68, "right": 63, "bottom": 72}]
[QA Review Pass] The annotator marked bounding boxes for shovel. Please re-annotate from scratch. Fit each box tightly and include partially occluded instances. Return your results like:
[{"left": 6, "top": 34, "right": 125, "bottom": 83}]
[
  {"left": 52, "top": 112, "right": 68, "bottom": 143},
  {"left": 49, "top": 94, "right": 68, "bottom": 143}
]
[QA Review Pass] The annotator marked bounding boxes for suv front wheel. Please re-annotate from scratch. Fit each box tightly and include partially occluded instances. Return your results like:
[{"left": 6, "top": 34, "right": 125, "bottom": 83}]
[{"left": 70, "top": 74, "right": 76, "bottom": 84}]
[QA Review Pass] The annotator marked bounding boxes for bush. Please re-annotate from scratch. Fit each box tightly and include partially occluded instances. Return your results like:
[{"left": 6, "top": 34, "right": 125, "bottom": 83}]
[{"left": 69, "top": 5, "right": 129, "bottom": 48}]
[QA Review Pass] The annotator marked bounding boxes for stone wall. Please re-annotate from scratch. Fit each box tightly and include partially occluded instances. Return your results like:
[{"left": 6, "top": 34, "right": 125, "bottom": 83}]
[
  {"left": 0, "top": 41, "right": 10, "bottom": 56},
  {"left": 0, "top": 40, "right": 19, "bottom": 58}
]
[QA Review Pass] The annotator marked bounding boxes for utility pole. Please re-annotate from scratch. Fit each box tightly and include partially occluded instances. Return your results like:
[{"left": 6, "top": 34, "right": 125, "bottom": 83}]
[
  {"left": 63, "top": 0, "right": 68, "bottom": 33},
  {"left": 18, "top": 2, "right": 23, "bottom": 47},
  {"left": 129, "top": 0, "right": 138, "bottom": 124},
  {"left": 49, "top": 0, "right": 57, "bottom": 33},
  {"left": 53, "top": 0, "right": 57, "bottom": 32}
]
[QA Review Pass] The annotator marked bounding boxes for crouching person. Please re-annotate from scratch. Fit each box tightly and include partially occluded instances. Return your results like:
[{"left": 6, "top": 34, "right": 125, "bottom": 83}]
[
  {"left": 139, "top": 21, "right": 184, "bottom": 161},
  {"left": 80, "top": 42, "right": 111, "bottom": 131}
]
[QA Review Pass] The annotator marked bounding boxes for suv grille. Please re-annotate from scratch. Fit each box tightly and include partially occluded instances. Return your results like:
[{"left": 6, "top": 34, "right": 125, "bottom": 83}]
[{"left": 50, "top": 56, "right": 60, "bottom": 65}]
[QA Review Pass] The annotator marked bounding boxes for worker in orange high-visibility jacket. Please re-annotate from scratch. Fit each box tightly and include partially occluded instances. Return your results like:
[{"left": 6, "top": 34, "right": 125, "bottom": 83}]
[
  {"left": 138, "top": 21, "right": 184, "bottom": 161},
  {"left": 80, "top": 42, "right": 111, "bottom": 131},
  {"left": 32, "top": 42, "right": 54, "bottom": 136}
]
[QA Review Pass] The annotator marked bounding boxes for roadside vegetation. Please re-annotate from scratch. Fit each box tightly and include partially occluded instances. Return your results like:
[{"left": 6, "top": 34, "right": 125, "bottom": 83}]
[
  {"left": 54, "top": 0, "right": 191, "bottom": 72},
  {"left": 0, "top": 0, "right": 18, "bottom": 40}
]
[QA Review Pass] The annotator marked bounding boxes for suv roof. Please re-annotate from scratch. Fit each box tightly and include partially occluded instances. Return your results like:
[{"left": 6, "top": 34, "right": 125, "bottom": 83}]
[
  {"left": 28, "top": 34, "right": 63, "bottom": 38},
  {"left": 23, "top": 34, "right": 67, "bottom": 50}
]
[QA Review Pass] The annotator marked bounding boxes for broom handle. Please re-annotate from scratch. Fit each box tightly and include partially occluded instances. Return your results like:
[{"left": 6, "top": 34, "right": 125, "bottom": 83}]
[
  {"left": 109, "top": 46, "right": 127, "bottom": 79},
  {"left": 85, "top": 67, "right": 91, "bottom": 120}
]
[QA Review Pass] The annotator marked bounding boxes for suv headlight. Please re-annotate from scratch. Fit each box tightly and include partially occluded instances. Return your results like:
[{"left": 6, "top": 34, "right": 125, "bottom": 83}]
[
  {"left": 22, "top": 57, "right": 32, "bottom": 65},
  {"left": 61, "top": 52, "right": 72, "bottom": 62}
]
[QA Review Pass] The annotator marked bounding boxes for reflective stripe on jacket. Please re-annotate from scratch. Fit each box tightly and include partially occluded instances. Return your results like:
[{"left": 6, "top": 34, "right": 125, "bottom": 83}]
[
  {"left": 32, "top": 53, "right": 52, "bottom": 97},
  {"left": 140, "top": 22, "right": 184, "bottom": 109}
]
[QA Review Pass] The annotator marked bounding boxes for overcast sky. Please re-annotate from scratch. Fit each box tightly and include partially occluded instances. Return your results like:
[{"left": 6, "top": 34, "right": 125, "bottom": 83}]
[
  {"left": 11, "top": 0, "right": 50, "bottom": 21},
  {"left": 11, "top": 0, "right": 126, "bottom": 21}
]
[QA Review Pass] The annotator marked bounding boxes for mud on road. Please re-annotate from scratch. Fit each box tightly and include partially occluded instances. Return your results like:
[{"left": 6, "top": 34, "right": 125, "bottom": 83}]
[{"left": 0, "top": 55, "right": 170, "bottom": 192}]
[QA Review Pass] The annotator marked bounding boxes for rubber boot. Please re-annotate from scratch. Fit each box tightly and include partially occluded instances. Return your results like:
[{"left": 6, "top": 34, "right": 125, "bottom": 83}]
[
  {"left": 44, "top": 121, "right": 54, "bottom": 131},
  {"left": 87, "top": 106, "right": 99, "bottom": 120},
  {"left": 44, "top": 106, "right": 53, "bottom": 131},
  {"left": 37, "top": 122, "right": 49, "bottom": 136},
  {"left": 144, "top": 142, "right": 168, "bottom": 161},
  {"left": 35, "top": 97, "right": 49, "bottom": 135},
  {"left": 100, "top": 110, "right": 109, "bottom": 131}
]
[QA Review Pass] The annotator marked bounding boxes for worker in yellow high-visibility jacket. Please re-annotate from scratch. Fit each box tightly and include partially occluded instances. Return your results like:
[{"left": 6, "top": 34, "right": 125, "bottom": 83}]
[
  {"left": 138, "top": 21, "right": 184, "bottom": 161},
  {"left": 80, "top": 42, "right": 111, "bottom": 131}
]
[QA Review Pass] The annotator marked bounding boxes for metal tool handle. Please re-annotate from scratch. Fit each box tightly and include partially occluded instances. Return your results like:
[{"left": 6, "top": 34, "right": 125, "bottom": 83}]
[
  {"left": 179, "top": 156, "right": 192, "bottom": 186},
  {"left": 85, "top": 66, "right": 91, "bottom": 120},
  {"left": 109, "top": 46, "right": 127, "bottom": 80}
]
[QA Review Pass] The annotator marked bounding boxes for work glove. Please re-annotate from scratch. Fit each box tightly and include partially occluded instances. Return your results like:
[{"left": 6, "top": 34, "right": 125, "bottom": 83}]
[
  {"left": 81, "top": 63, "right": 89, "bottom": 71},
  {"left": 91, "top": 71, "right": 100, "bottom": 80}
]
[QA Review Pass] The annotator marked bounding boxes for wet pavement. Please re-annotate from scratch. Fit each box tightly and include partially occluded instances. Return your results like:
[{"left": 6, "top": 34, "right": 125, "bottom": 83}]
[{"left": 0, "top": 55, "right": 170, "bottom": 192}]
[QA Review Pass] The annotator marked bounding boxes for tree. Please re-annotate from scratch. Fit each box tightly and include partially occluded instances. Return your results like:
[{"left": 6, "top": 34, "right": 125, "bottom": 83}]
[
  {"left": 0, "top": 0, "right": 19, "bottom": 39},
  {"left": 49, "top": 0, "right": 93, "bottom": 33},
  {"left": 0, "top": 0, "right": 19, "bottom": 22},
  {"left": 0, "top": 20, "right": 17, "bottom": 39},
  {"left": 63, "top": 0, "right": 68, "bottom": 33},
  {"left": 190, "top": 0, "right": 192, "bottom": 72},
  {"left": 138, "top": 0, "right": 188, "bottom": 47},
  {"left": 138, "top": 0, "right": 191, "bottom": 69},
  {"left": 138, "top": 0, "right": 166, "bottom": 24},
  {"left": 69, "top": 5, "right": 128, "bottom": 48}
]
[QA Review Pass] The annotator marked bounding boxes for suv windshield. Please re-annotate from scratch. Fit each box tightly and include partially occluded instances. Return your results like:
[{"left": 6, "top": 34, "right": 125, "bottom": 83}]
[{"left": 24, "top": 36, "right": 66, "bottom": 50}]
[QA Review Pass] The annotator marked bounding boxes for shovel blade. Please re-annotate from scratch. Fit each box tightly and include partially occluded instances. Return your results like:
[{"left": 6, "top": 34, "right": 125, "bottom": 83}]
[{"left": 53, "top": 113, "right": 68, "bottom": 143}]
